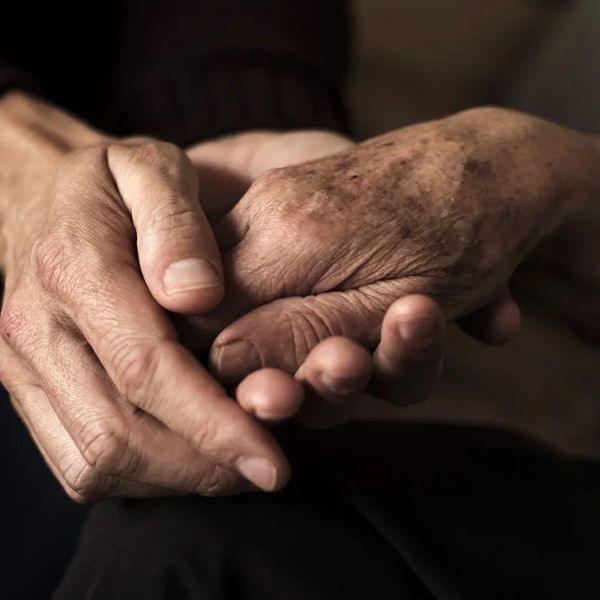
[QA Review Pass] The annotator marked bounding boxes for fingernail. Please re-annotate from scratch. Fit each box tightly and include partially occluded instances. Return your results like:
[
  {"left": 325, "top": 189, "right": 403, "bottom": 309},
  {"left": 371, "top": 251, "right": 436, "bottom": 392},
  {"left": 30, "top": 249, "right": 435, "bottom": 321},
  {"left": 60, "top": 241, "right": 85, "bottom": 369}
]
[
  {"left": 163, "top": 258, "right": 219, "bottom": 295},
  {"left": 237, "top": 457, "right": 278, "bottom": 491},
  {"left": 211, "top": 340, "right": 261, "bottom": 383},
  {"left": 398, "top": 315, "right": 436, "bottom": 348}
]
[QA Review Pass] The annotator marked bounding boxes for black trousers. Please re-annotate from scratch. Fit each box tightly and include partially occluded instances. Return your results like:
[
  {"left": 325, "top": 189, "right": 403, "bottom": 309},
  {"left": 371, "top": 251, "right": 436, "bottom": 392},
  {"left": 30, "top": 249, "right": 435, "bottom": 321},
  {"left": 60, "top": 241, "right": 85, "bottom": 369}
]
[
  {"left": 0, "top": 388, "right": 87, "bottom": 600},
  {"left": 52, "top": 423, "right": 600, "bottom": 600}
]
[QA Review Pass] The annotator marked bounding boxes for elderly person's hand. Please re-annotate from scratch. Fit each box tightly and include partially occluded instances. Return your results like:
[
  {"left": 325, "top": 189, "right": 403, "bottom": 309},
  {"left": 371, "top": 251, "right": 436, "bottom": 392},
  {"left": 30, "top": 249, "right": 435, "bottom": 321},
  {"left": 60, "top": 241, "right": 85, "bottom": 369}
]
[
  {"left": 0, "top": 93, "right": 298, "bottom": 500},
  {"left": 184, "top": 108, "right": 599, "bottom": 423},
  {"left": 183, "top": 127, "right": 523, "bottom": 428}
]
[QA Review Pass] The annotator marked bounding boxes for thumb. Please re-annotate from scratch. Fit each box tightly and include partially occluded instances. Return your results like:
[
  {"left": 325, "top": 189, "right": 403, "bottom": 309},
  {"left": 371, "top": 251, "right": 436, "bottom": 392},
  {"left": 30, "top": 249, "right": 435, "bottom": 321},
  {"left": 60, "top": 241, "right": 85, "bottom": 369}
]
[
  {"left": 107, "top": 140, "right": 224, "bottom": 314},
  {"left": 209, "top": 288, "right": 389, "bottom": 383}
]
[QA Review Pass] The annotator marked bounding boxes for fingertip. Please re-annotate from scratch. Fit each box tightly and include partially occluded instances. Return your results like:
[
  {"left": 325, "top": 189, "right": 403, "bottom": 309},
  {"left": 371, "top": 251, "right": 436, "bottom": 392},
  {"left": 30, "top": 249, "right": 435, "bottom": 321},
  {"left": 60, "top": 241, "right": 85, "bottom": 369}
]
[
  {"left": 484, "top": 295, "right": 522, "bottom": 345},
  {"left": 371, "top": 296, "right": 446, "bottom": 405},
  {"left": 458, "top": 293, "right": 521, "bottom": 345},
  {"left": 383, "top": 295, "right": 446, "bottom": 361},
  {"left": 236, "top": 455, "right": 292, "bottom": 492},
  {"left": 386, "top": 294, "right": 445, "bottom": 324},
  {"left": 237, "top": 368, "right": 304, "bottom": 422},
  {"left": 300, "top": 336, "right": 372, "bottom": 398}
]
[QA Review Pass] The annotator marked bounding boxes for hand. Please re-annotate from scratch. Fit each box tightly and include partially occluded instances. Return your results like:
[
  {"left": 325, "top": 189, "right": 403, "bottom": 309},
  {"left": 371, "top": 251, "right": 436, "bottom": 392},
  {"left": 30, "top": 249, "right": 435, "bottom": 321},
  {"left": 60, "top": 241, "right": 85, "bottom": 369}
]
[
  {"left": 185, "top": 132, "right": 452, "bottom": 427},
  {"left": 0, "top": 93, "right": 295, "bottom": 500},
  {"left": 188, "top": 108, "right": 599, "bottom": 398}
]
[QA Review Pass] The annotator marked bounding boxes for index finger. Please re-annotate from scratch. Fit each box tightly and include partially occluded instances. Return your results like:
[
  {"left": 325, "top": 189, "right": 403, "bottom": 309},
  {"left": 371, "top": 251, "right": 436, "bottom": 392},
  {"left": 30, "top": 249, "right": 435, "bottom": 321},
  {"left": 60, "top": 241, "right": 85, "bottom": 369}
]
[{"left": 70, "top": 262, "right": 289, "bottom": 492}]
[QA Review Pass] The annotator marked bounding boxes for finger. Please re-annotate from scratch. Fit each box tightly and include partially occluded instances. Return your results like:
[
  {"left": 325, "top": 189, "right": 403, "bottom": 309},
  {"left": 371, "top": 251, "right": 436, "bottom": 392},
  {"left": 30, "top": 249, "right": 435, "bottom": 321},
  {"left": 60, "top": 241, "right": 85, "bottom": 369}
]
[
  {"left": 68, "top": 264, "right": 290, "bottom": 492},
  {"left": 236, "top": 368, "right": 303, "bottom": 423},
  {"left": 46, "top": 332, "right": 252, "bottom": 496},
  {"left": 4, "top": 303, "right": 251, "bottom": 497},
  {"left": 209, "top": 284, "right": 402, "bottom": 382},
  {"left": 369, "top": 295, "right": 447, "bottom": 406},
  {"left": 294, "top": 336, "right": 372, "bottom": 429},
  {"left": 0, "top": 337, "right": 170, "bottom": 501},
  {"left": 457, "top": 291, "right": 521, "bottom": 345},
  {"left": 11, "top": 212, "right": 290, "bottom": 494},
  {"left": 107, "top": 141, "right": 224, "bottom": 314},
  {"left": 28, "top": 150, "right": 291, "bottom": 492}
]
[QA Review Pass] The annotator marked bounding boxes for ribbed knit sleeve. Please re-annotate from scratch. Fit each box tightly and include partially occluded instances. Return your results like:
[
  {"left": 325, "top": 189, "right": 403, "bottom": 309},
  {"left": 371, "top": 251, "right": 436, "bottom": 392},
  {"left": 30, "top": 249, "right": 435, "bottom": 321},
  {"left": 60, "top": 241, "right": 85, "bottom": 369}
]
[{"left": 107, "top": 0, "right": 351, "bottom": 144}]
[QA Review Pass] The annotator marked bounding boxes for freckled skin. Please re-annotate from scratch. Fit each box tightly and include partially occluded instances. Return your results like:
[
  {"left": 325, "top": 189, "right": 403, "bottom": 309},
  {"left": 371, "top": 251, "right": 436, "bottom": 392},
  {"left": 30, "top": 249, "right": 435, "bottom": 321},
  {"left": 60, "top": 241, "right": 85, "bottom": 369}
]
[
  {"left": 224, "top": 107, "right": 600, "bottom": 321},
  {"left": 179, "top": 108, "right": 600, "bottom": 362}
]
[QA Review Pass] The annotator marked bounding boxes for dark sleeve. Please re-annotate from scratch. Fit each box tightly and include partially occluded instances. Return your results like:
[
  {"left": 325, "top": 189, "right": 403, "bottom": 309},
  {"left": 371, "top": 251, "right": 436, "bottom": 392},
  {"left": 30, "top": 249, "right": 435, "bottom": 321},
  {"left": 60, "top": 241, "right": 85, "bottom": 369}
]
[
  {"left": 107, "top": 0, "right": 351, "bottom": 145},
  {"left": 0, "top": 59, "right": 37, "bottom": 99}
]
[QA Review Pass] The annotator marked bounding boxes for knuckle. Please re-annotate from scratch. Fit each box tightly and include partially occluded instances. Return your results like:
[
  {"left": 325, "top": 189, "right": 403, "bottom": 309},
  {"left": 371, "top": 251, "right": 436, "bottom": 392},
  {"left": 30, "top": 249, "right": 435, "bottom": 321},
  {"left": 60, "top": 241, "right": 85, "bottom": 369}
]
[
  {"left": 142, "top": 203, "right": 201, "bottom": 238},
  {"left": 0, "top": 303, "right": 36, "bottom": 358},
  {"left": 248, "top": 168, "right": 291, "bottom": 204},
  {"left": 61, "top": 456, "right": 107, "bottom": 502},
  {"left": 195, "top": 465, "right": 240, "bottom": 497},
  {"left": 120, "top": 140, "right": 185, "bottom": 173},
  {"left": 78, "top": 419, "right": 130, "bottom": 477},
  {"left": 284, "top": 302, "right": 337, "bottom": 364},
  {"left": 109, "top": 337, "right": 165, "bottom": 406},
  {"left": 0, "top": 303, "right": 25, "bottom": 347},
  {"left": 137, "top": 140, "right": 180, "bottom": 164},
  {"left": 31, "top": 229, "right": 82, "bottom": 298},
  {"left": 187, "top": 416, "right": 223, "bottom": 456},
  {"left": 254, "top": 167, "right": 284, "bottom": 188}
]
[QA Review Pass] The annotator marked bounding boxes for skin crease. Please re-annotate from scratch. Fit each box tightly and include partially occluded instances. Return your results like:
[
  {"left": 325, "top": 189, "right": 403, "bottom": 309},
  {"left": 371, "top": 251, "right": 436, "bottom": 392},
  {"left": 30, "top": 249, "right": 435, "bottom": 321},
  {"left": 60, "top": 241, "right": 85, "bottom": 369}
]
[
  {"left": 0, "top": 94, "right": 451, "bottom": 500},
  {"left": 1, "top": 92, "right": 598, "bottom": 500},
  {"left": 179, "top": 108, "right": 600, "bottom": 384},
  {"left": 0, "top": 93, "right": 301, "bottom": 500},
  {"left": 185, "top": 132, "right": 472, "bottom": 422}
]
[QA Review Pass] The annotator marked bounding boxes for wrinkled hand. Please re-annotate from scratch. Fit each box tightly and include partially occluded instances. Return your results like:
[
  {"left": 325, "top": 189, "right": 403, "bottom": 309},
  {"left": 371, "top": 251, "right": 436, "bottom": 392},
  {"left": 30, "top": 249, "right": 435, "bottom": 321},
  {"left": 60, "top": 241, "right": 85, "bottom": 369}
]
[
  {"left": 187, "top": 108, "right": 599, "bottom": 413},
  {"left": 185, "top": 132, "right": 458, "bottom": 427},
  {"left": 0, "top": 94, "right": 295, "bottom": 500}
]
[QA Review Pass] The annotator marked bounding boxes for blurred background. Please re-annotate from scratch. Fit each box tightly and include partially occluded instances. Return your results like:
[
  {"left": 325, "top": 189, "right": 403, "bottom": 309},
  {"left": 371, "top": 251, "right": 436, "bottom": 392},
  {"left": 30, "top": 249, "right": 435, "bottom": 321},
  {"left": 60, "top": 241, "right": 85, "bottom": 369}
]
[{"left": 349, "top": 0, "right": 600, "bottom": 458}]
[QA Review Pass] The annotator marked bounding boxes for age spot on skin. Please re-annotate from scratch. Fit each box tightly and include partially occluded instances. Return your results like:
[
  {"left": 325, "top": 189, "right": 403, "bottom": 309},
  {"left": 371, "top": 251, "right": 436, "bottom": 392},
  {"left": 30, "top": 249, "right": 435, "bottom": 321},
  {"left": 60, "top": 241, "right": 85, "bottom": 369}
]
[{"left": 465, "top": 159, "right": 492, "bottom": 176}]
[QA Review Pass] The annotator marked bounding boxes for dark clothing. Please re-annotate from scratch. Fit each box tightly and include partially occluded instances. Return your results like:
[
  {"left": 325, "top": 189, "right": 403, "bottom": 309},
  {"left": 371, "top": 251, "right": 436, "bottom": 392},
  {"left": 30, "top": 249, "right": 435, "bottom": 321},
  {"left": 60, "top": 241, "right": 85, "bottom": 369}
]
[
  {"left": 0, "top": 387, "right": 87, "bottom": 600},
  {"left": 54, "top": 423, "right": 600, "bottom": 600},
  {"left": 0, "top": 1, "right": 350, "bottom": 144}
]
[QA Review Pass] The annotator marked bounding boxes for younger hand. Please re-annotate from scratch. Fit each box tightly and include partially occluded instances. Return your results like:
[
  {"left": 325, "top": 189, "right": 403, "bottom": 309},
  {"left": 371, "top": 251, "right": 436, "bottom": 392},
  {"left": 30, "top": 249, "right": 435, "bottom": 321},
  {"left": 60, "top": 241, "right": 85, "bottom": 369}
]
[{"left": 0, "top": 94, "right": 292, "bottom": 500}]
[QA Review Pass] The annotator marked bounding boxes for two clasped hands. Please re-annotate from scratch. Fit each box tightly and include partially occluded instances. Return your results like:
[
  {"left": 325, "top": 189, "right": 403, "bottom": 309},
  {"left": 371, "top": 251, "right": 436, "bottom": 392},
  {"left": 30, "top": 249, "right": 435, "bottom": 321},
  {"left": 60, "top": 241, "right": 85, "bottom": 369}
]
[{"left": 1, "top": 92, "right": 599, "bottom": 500}]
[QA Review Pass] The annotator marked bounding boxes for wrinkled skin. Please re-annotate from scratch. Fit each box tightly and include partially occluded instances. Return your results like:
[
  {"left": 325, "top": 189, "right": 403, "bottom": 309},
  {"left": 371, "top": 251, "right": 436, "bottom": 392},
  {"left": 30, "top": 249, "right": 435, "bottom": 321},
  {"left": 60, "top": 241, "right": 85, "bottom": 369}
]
[
  {"left": 0, "top": 94, "right": 301, "bottom": 500},
  {"left": 183, "top": 108, "right": 600, "bottom": 383},
  {"left": 0, "top": 96, "right": 441, "bottom": 500},
  {"left": 186, "top": 129, "right": 524, "bottom": 426},
  {"left": 2, "top": 95, "right": 598, "bottom": 501}
]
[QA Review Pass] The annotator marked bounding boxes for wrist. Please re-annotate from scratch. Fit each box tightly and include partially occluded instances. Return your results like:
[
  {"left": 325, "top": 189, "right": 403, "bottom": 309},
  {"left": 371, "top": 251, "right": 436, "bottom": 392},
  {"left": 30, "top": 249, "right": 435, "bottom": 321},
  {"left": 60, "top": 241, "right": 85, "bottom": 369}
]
[
  {"left": 0, "top": 91, "right": 105, "bottom": 157},
  {"left": 519, "top": 133, "right": 600, "bottom": 323},
  {"left": 0, "top": 93, "right": 107, "bottom": 270}
]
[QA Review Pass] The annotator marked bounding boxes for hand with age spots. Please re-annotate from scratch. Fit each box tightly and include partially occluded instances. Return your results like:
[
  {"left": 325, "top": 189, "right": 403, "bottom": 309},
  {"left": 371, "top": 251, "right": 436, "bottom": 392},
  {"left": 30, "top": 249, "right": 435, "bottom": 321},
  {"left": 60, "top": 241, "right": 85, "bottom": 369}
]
[
  {"left": 186, "top": 130, "right": 467, "bottom": 428},
  {"left": 183, "top": 107, "right": 600, "bottom": 427}
]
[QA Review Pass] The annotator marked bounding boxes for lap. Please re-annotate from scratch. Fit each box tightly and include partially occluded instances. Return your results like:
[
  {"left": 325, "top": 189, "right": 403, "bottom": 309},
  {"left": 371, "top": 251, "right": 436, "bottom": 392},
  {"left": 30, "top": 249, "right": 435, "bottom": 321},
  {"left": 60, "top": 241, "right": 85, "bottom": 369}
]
[
  {"left": 54, "top": 459, "right": 431, "bottom": 600},
  {"left": 54, "top": 423, "right": 600, "bottom": 600}
]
